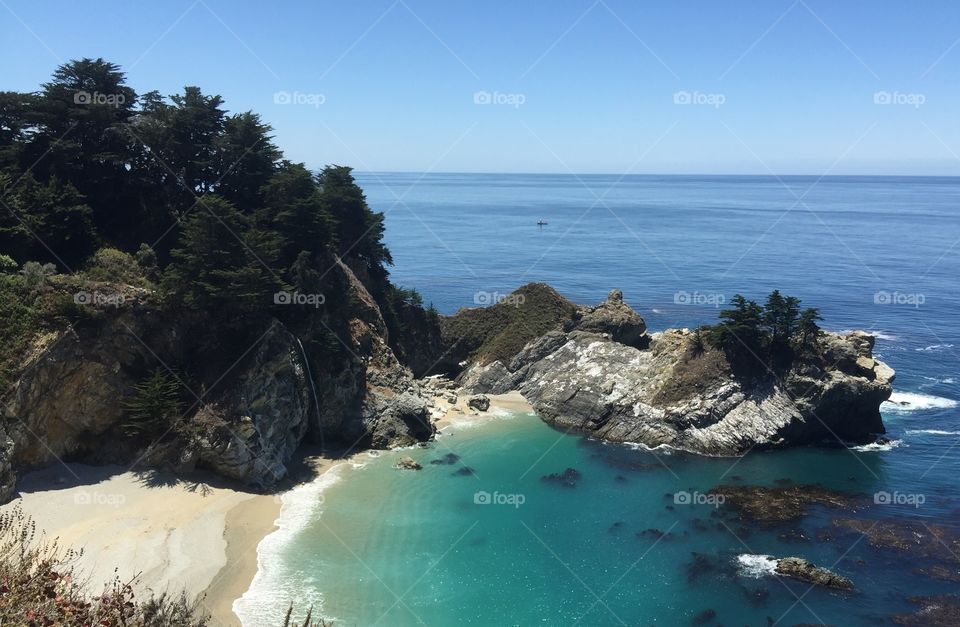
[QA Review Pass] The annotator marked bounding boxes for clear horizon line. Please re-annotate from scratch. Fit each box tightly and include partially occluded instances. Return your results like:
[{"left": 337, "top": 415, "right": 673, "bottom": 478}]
[{"left": 341, "top": 169, "right": 960, "bottom": 179}]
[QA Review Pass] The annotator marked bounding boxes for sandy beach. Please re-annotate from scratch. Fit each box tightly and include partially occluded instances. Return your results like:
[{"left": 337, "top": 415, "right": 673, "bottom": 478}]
[{"left": 0, "top": 390, "right": 534, "bottom": 626}]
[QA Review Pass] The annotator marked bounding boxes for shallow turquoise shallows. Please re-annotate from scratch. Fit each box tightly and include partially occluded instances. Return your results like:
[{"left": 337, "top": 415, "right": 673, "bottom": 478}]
[{"left": 237, "top": 174, "right": 960, "bottom": 626}]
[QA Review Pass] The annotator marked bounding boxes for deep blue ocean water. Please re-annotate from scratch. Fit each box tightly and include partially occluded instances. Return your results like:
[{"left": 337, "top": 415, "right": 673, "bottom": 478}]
[{"left": 237, "top": 174, "right": 960, "bottom": 626}]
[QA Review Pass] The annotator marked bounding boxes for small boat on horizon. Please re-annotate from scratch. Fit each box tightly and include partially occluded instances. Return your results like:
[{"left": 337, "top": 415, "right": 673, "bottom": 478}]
[{"left": 537, "top": 220, "right": 548, "bottom": 226}]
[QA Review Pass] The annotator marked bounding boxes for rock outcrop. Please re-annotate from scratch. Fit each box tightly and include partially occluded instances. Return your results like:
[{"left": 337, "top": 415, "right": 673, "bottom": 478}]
[
  {"left": 460, "top": 289, "right": 893, "bottom": 455},
  {"left": 775, "top": 557, "right": 854, "bottom": 590},
  {"left": 0, "top": 258, "right": 435, "bottom": 499}
]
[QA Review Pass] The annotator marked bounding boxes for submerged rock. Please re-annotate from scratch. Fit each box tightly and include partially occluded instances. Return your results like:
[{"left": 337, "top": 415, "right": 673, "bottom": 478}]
[
  {"left": 775, "top": 557, "right": 854, "bottom": 590},
  {"left": 711, "top": 484, "right": 860, "bottom": 523},
  {"left": 541, "top": 467, "right": 582, "bottom": 487},
  {"left": 893, "top": 595, "right": 960, "bottom": 625}
]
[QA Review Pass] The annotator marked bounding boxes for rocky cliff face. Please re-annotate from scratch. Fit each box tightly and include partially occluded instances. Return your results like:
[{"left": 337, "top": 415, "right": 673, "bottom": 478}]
[
  {"left": 0, "top": 259, "right": 434, "bottom": 501},
  {"left": 460, "top": 289, "right": 893, "bottom": 455}
]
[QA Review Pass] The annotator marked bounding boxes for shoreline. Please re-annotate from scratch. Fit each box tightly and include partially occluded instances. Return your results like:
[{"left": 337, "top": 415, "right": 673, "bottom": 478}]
[{"left": 0, "top": 390, "right": 534, "bottom": 627}]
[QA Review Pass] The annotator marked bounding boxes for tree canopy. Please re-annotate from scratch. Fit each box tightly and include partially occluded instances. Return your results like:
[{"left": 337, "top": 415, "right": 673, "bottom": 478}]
[{"left": 0, "top": 58, "right": 394, "bottom": 318}]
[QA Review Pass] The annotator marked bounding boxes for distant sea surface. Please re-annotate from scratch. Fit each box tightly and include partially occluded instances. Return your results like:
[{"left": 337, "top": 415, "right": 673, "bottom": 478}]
[{"left": 237, "top": 174, "right": 960, "bottom": 625}]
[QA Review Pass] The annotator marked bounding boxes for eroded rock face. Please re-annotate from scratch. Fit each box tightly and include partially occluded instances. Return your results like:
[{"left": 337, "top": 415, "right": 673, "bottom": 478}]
[
  {"left": 461, "top": 291, "right": 893, "bottom": 455},
  {"left": 0, "top": 257, "right": 435, "bottom": 499},
  {"left": 570, "top": 289, "right": 648, "bottom": 347},
  {"left": 196, "top": 319, "right": 311, "bottom": 487}
]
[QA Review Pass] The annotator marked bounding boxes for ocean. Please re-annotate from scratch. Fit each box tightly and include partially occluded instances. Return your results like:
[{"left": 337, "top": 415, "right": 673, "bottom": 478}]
[{"left": 236, "top": 174, "right": 960, "bottom": 625}]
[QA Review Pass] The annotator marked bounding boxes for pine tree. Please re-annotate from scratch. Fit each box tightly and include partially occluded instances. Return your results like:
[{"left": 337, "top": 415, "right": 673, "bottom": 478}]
[
  {"left": 121, "top": 368, "right": 183, "bottom": 438},
  {"left": 162, "top": 195, "right": 279, "bottom": 312}
]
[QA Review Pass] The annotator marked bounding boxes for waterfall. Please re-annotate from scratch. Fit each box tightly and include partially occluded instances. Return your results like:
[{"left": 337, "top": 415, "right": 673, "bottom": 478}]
[{"left": 295, "top": 337, "right": 323, "bottom": 436}]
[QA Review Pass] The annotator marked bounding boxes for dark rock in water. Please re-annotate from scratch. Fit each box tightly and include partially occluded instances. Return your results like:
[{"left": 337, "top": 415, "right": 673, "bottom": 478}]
[
  {"left": 690, "top": 518, "right": 709, "bottom": 531},
  {"left": 541, "top": 467, "right": 582, "bottom": 487},
  {"left": 893, "top": 595, "right": 960, "bottom": 625},
  {"left": 774, "top": 477, "right": 793, "bottom": 485},
  {"left": 451, "top": 466, "right": 476, "bottom": 476},
  {"left": 913, "top": 565, "right": 960, "bottom": 583},
  {"left": 686, "top": 552, "right": 715, "bottom": 583},
  {"left": 775, "top": 557, "right": 854, "bottom": 590},
  {"left": 711, "top": 484, "right": 860, "bottom": 523},
  {"left": 614, "top": 474, "right": 628, "bottom": 483},
  {"left": 430, "top": 452, "right": 461, "bottom": 465},
  {"left": 833, "top": 518, "right": 960, "bottom": 578},
  {"left": 665, "top": 505, "right": 674, "bottom": 511},
  {"left": 395, "top": 456, "right": 422, "bottom": 471},
  {"left": 730, "top": 475, "right": 742, "bottom": 482},
  {"left": 637, "top": 528, "right": 674, "bottom": 540},
  {"left": 691, "top": 608, "right": 716, "bottom": 625},
  {"left": 608, "top": 521, "right": 624, "bottom": 533}
]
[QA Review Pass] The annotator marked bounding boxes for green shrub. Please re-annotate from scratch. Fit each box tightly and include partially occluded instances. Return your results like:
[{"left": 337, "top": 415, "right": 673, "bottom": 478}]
[
  {"left": 0, "top": 254, "right": 16, "bottom": 274},
  {"left": 84, "top": 247, "right": 146, "bottom": 285}
]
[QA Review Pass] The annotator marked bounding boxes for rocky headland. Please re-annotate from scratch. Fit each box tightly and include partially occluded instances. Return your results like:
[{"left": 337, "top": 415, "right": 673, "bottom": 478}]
[
  {"left": 452, "top": 285, "right": 894, "bottom": 455},
  {"left": 0, "top": 282, "right": 895, "bottom": 502}
]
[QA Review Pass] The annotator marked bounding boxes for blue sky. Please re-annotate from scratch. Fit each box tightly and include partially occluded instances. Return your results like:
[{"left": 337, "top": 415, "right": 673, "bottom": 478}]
[{"left": 3, "top": 0, "right": 960, "bottom": 175}]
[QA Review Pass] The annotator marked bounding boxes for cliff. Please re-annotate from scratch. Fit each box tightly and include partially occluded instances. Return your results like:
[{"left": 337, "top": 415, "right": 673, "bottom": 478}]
[
  {"left": 456, "top": 287, "right": 894, "bottom": 455},
  {"left": 0, "top": 259, "right": 433, "bottom": 501}
]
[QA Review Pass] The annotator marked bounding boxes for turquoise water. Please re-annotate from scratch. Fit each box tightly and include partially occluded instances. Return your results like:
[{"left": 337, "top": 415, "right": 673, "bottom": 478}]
[{"left": 238, "top": 174, "right": 960, "bottom": 625}]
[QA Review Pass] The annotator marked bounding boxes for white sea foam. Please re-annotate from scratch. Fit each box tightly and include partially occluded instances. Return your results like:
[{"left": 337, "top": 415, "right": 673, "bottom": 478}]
[
  {"left": 905, "top": 429, "right": 960, "bottom": 436},
  {"left": 835, "top": 329, "right": 899, "bottom": 342},
  {"left": 850, "top": 439, "right": 903, "bottom": 452},
  {"left": 233, "top": 464, "right": 348, "bottom": 626},
  {"left": 736, "top": 554, "right": 779, "bottom": 578},
  {"left": 916, "top": 343, "right": 954, "bottom": 352},
  {"left": 882, "top": 391, "right": 959, "bottom": 413}
]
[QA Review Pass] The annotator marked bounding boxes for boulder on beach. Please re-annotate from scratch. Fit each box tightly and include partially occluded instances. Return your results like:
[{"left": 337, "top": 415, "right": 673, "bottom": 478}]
[{"left": 467, "top": 394, "right": 491, "bottom": 411}]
